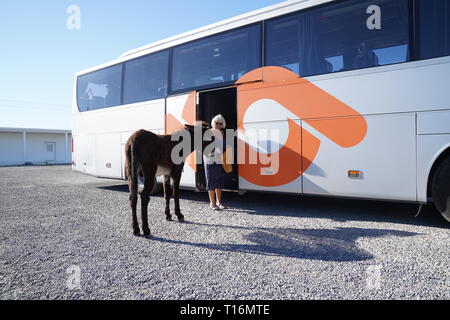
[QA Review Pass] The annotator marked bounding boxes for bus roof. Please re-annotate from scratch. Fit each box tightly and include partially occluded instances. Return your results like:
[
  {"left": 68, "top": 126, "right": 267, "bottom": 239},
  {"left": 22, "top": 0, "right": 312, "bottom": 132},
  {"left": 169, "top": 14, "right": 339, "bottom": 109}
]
[{"left": 77, "top": 0, "right": 331, "bottom": 76}]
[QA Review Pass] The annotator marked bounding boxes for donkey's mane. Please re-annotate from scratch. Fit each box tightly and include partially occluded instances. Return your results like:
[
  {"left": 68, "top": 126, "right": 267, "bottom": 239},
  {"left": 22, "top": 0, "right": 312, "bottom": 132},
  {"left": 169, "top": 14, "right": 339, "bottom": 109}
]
[{"left": 165, "top": 122, "right": 210, "bottom": 138}]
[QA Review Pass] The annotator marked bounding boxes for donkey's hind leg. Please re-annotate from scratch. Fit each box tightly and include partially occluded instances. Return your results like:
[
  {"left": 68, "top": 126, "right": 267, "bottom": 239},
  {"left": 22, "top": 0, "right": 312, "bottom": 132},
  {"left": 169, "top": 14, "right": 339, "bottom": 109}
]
[
  {"left": 129, "top": 191, "right": 140, "bottom": 236},
  {"left": 141, "top": 168, "right": 156, "bottom": 237},
  {"left": 128, "top": 158, "right": 140, "bottom": 236},
  {"left": 162, "top": 175, "right": 173, "bottom": 221}
]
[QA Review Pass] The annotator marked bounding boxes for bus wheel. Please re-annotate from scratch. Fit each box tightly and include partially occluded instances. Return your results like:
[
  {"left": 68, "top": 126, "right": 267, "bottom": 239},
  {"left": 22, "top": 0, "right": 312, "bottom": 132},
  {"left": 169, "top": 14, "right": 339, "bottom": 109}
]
[
  {"left": 431, "top": 157, "right": 450, "bottom": 223},
  {"left": 137, "top": 176, "right": 163, "bottom": 195}
]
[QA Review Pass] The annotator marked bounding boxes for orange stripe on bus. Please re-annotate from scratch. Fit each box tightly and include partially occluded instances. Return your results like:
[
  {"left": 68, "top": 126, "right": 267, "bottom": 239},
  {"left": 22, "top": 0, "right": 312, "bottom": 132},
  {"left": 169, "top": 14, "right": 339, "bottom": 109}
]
[{"left": 237, "top": 66, "right": 367, "bottom": 187}]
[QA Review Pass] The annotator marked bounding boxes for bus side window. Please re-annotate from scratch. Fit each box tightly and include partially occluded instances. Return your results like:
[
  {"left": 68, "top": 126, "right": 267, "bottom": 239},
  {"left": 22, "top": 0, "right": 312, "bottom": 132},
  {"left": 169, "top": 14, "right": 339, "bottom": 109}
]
[
  {"left": 265, "top": 0, "right": 410, "bottom": 77},
  {"left": 418, "top": 0, "right": 450, "bottom": 60},
  {"left": 77, "top": 64, "right": 122, "bottom": 112},
  {"left": 171, "top": 24, "right": 261, "bottom": 93},
  {"left": 123, "top": 50, "right": 169, "bottom": 105}
]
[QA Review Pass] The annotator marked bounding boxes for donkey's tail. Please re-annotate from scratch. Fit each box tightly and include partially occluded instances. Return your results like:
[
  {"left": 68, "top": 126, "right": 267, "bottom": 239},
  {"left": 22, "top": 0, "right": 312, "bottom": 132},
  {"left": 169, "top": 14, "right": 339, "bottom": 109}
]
[
  {"left": 125, "top": 143, "right": 131, "bottom": 181},
  {"left": 125, "top": 142, "right": 139, "bottom": 196}
]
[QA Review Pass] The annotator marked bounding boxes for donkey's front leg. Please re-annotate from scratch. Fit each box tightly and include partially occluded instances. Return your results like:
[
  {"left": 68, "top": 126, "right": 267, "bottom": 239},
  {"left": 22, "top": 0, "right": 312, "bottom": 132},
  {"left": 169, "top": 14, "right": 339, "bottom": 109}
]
[
  {"left": 172, "top": 172, "right": 184, "bottom": 222},
  {"left": 163, "top": 175, "right": 173, "bottom": 221}
]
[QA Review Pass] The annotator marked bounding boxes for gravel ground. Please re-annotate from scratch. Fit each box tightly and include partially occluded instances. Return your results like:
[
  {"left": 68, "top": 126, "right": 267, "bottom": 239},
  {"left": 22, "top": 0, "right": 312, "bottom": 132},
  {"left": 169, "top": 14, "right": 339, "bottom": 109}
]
[{"left": 0, "top": 165, "right": 448, "bottom": 300}]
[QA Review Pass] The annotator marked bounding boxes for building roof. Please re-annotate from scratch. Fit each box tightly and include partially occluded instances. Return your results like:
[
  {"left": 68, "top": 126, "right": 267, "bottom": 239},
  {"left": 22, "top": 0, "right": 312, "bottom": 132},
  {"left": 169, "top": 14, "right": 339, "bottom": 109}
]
[{"left": 0, "top": 127, "right": 71, "bottom": 134}]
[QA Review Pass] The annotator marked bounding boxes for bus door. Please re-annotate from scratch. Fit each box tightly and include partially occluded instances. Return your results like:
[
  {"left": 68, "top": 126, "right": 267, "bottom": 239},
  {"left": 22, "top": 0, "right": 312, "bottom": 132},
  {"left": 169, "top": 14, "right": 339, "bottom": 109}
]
[{"left": 197, "top": 87, "right": 239, "bottom": 192}]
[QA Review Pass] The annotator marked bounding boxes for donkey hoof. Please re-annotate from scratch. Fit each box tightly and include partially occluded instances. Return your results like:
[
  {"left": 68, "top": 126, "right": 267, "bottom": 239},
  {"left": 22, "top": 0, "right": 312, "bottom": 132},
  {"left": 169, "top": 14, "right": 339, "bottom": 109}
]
[
  {"left": 133, "top": 229, "right": 141, "bottom": 236},
  {"left": 143, "top": 229, "right": 151, "bottom": 237},
  {"left": 166, "top": 216, "right": 173, "bottom": 222},
  {"left": 178, "top": 216, "right": 185, "bottom": 223}
]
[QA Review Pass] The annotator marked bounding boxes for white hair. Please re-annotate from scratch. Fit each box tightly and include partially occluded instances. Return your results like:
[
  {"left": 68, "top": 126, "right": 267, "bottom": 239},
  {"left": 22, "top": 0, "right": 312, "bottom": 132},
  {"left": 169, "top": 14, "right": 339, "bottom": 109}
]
[{"left": 211, "top": 114, "right": 226, "bottom": 129}]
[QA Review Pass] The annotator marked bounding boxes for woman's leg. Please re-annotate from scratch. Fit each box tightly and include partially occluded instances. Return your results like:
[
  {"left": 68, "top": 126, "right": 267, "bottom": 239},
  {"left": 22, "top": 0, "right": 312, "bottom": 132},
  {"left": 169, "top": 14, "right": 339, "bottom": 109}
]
[
  {"left": 208, "top": 190, "right": 216, "bottom": 206},
  {"left": 215, "top": 189, "right": 222, "bottom": 205}
]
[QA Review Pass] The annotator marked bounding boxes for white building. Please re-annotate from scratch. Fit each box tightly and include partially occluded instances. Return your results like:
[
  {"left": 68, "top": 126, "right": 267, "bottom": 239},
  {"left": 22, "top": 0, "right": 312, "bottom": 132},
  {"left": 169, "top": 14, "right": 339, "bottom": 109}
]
[{"left": 0, "top": 127, "right": 72, "bottom": 166}]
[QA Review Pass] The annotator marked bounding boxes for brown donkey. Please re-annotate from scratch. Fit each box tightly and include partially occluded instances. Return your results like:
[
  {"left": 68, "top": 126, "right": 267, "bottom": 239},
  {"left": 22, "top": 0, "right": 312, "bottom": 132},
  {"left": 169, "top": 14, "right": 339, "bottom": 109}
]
[{"left": 125, "top": 124, "right": 209, "bottom": 236}]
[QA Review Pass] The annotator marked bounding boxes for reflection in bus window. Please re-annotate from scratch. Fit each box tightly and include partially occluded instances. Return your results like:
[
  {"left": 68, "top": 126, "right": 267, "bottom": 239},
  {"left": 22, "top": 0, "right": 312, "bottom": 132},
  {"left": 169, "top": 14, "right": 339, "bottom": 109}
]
[
  {"left": 171, "top": 24, "right": 261, "bottom": 92},
  {"left": 265, "top": 0, "right": 410, "bottom": 77},
  {"left": 77, "top": 64, "right": 122, "bottom": 112},
  {"left": 123, "top": 50, "right": 169, "bottom": 105},
  {"left": 418, "top": 0, "right": 450, "bottom": 60}
]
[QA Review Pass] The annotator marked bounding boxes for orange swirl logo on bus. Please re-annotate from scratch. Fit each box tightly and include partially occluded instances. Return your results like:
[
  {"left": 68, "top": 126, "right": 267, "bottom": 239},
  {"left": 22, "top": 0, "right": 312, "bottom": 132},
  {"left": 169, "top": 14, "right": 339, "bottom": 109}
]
[
  {"left": 166, "top": 66, "right": 367, "bottom": 188},
  {"left": 236, "top": 66, "right": 367, "bottom": 187}
]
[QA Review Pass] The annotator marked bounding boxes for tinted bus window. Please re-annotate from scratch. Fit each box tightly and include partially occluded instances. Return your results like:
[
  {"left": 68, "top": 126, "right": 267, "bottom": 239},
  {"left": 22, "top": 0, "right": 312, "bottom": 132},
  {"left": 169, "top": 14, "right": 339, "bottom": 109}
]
[
  {"left": 418, "top": 0, "right": 450, "bottom": 60},
  {"left": 171, "top": 24, "right": 261, "bottom": 92},
  {"left": 266, "top": 0, "right": 410, "bottom": 77},
  {"left": 123, "top": 51, "right": 169, "bottom": 105},
  {"left": 77, "top": 64, "right": 123, "bottom": 112}
]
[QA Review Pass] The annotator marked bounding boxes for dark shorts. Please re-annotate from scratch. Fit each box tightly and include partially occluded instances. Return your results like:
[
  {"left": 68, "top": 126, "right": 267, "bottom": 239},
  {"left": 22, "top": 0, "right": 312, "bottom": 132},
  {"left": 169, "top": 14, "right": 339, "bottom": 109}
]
[{"left": 205, "top": 163, "right": 226, "bottom": 191}]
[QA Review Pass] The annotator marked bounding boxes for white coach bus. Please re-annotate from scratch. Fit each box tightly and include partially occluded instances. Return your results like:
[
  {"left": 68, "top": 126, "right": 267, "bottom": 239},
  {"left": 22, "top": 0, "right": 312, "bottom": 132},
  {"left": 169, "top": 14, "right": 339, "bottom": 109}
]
[{"left": 72, "top": 0, "right": 450, "bottom": 222}]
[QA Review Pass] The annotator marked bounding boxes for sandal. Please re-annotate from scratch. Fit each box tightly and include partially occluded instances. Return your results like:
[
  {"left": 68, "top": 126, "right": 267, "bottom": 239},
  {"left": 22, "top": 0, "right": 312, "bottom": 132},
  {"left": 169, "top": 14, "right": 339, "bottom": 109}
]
[{"left": 216, "top": 203, "right": 227, "bottom": 210}]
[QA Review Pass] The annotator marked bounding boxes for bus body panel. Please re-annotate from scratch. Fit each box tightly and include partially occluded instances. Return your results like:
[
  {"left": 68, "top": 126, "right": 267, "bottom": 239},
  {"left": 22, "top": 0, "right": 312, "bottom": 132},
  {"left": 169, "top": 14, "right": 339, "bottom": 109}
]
[
  {"left": 416, "top": 110, "right": 450, "bottom": 202},
  {"left": 303, "top": 113, "right": 417, "bottom": 201},
  {"left": 166, "top": 93, "right": 197, "bottom": 188},
  {"left": 118, "top": 129, "right": 165, "bottom": 182},
  {"left": 73, "top": 99, "right": 165, "bottom": 135},
  {"left": 417, "top": 134, "right": 450, "bottom": 203},
  {"left": 94, "top": 133, "right": 122, "bottom": 179},
  {"left": 73, "top": 134, "right": 95, "bottom": 176},
  {"left": 166, "top": 94, "right": 192, "bottom": 132},
  {"left": 239, "top": 175, "right": 302, "bottom": 194},
  {"left": 73, "top": 99, "right": 165, "bottom": 178},
  {"left": 310, "top": 57, "right": 450, "bottom": 117},
  {"left": 417, "top": 110, "right": 450, "bottom": 135},
  {"left": 238, "top": 119, "right": 303, "bottom": 194}
]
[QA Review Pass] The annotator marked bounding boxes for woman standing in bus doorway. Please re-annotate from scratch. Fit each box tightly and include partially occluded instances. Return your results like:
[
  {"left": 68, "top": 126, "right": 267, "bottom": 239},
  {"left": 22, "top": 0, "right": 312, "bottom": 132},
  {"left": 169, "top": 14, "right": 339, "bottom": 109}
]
[{"left": 204, "top": 114, "right": 228, "bottom": 211}]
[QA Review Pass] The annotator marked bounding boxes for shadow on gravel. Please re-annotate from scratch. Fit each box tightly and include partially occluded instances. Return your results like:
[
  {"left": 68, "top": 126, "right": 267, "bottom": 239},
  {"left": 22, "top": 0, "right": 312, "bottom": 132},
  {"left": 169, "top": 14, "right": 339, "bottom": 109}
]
[
  {"left": 97, "top": 184, "right": 130, "bottom": 192},
  {"left": 98, "top": 184, "right": 449, "bottom": 229},
  {"left": 152, "top": 224, "right": 419, "bottom": 262}
]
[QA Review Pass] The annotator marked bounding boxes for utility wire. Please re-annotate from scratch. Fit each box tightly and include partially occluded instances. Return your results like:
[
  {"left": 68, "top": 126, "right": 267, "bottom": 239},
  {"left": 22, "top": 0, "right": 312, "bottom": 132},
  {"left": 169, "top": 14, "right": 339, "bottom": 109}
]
[
  {"left": 0, "top": 104, "right": 71, "bottom": 112},
  {"left": 0, "top": 98, "right": 71, "bottom": 108}
]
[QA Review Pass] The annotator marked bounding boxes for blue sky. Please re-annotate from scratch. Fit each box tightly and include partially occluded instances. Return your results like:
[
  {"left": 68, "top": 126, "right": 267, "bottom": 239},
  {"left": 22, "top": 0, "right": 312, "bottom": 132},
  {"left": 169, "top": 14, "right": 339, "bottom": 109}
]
[{"left": 0, "top": 0, "right": 283, "bottom": 130}]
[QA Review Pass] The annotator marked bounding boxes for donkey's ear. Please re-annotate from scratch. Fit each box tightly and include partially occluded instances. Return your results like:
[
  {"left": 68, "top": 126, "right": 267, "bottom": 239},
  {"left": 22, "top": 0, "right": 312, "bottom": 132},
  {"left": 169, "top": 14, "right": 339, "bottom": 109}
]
[
  {"left": 193, "top": 120, "right": 210, "bottom": 128},
  {"left": 203, "top": 122, "right": 212, "bottom": 129},
  {"left": 195, "top": 120, "right": 211, "bottom": 129}
]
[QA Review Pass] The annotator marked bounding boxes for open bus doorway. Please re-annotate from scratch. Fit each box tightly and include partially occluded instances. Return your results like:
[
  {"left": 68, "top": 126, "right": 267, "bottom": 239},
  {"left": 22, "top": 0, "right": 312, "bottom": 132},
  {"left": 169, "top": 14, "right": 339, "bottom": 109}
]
[{"left": 196, "top": 87, "right": 239, "bottom": 191}]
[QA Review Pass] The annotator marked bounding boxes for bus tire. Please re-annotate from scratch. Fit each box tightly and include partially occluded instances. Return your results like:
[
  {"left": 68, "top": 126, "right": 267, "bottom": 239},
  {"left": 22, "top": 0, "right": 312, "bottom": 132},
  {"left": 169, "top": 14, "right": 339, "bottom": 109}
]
[
  {"left": 138, "top": 176, "right": 163, "bottom": 195},
  {"left": 431, "top": 157, "right": 450, "bottom": 223}
]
